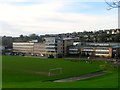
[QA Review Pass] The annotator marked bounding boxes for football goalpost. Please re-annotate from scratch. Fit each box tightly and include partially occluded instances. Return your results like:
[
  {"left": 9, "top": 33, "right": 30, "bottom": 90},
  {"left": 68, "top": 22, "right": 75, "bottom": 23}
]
[{"left": 48, "top": 68, "right": 63, "bottom": 76}]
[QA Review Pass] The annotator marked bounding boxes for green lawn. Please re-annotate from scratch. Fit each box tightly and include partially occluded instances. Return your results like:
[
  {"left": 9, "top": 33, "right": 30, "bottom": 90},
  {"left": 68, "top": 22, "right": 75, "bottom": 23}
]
[{"left": 2, "top": 56, "right": 119, "bottom": 88}]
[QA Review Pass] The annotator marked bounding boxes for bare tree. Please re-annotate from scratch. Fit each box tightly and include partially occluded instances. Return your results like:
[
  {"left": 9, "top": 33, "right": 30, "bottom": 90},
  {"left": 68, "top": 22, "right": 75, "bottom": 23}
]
[{"left": 105, "top": 0, "right": 120, "bottom": 10}]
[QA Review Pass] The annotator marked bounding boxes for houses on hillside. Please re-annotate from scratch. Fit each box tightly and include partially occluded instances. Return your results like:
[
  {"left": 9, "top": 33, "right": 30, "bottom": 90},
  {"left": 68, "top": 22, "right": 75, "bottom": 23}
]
[{"left": 1, "top": 28, "right": 120, "bottom": 58}]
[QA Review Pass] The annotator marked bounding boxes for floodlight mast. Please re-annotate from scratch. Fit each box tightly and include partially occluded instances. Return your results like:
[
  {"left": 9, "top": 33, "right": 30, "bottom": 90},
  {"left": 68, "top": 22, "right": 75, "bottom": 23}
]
[{"left": 105, "top": 0, "right": 120, "bottom": 10}]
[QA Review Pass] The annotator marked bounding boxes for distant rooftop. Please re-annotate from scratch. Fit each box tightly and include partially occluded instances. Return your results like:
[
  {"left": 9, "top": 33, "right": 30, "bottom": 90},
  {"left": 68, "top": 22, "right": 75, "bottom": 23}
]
[{"left": 63, "top": 38, "right": 73, "bottom": 40}]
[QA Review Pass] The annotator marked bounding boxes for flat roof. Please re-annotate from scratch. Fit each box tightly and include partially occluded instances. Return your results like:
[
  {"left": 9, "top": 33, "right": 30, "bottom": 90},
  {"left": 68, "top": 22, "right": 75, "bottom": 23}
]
[
  {"left": 63, "top": 38, "right": 73, "bottom": 40},
  {"left": 112, "top": 46, "right": 120, "bottom": 48}
]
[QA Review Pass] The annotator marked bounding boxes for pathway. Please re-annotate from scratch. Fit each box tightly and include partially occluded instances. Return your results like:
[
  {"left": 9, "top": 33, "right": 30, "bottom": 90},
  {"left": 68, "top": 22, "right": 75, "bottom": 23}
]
[{"left": 53, "top": 71, "right": 107, "bottom": 82}]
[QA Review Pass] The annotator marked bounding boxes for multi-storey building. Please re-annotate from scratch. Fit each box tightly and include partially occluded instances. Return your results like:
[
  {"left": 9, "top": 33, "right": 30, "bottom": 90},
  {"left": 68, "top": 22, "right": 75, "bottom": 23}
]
[
  {"left": 13, "top": 42, "right": 34, "bottom": 55},
  {"left": 81, "top": 47, "right": 95, "bottom": 57},
  {"left": 95, "top": 47, "right": 112, "bottom": 58},
  {"left": 62, "top": 38, "right": 74, "bottom": 56},
  {"left": 13, "top": 42, "right": 46, "bottom": 56},
  {"left": 68, "top": 44, "right": 81, "bottom": 57},
  {"left": 13, "top": 37, "right": 74, "bottom": 58},
  {"left": 112, "top": 46, "right": 120, "bottom": 58},
  {"left": 44, "top": 36, "right": 63, "bottom": 58},
  {"left": 68, "top": 42, "right": 120, "bottom": 58},
  {"left": 33, "top": 43, "right": 46, "bottom": 56},
  {"left": 44, "top": 37, "right": 74, "bottom": 58}
]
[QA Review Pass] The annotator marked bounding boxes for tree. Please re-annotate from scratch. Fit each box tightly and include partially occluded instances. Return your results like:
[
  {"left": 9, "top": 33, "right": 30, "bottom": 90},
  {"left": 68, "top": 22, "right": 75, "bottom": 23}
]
[
  {"left": 113, "top": 33, "right": 120, "bottom": 42},
  {"left": 2, "top": 36, "right": 13, "bottom": 48},
  {"left": 105, "top": 0, "right": 120, "bottom": 10},
  {"left": 29, "top": 34, "right": 39, "bottom": 40}
]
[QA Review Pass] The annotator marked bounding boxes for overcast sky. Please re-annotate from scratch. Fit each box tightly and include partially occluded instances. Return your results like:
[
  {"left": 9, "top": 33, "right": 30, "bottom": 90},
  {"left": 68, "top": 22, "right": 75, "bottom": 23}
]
[{"left": 0, "top": 0, "right": 118, "bottom": 37}]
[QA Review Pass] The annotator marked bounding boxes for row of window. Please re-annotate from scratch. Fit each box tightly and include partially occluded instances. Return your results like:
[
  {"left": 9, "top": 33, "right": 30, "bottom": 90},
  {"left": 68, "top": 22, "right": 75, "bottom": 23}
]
[
  {"left": 46, "top": 47, "right": 57, "bottom": 49},
  {"left": 13, "top": 44, "right": 34, "bottom": 46},
  {"left": 47, "top": 51, "right": 57, "bottom": 53},
  {"left": 95, "top": 50, "right": 109, "bottom": 52},
  {"left": 13, "top": 46, "right": 33, "bottom": 48},
  {"left": 95, "top": 52, "right": 109, "bottom": 54},
  {"left": 96, "top": 48, "right": 109, "bottom": 50},
  {"left": 69, "top": 52, "right": 79, "bottom": 54},
  {"left": 13, "top": 48, "right": 33, "bottom": 50},
  {"left": 69, "top": 49, "right": 79, "bottom": 51},
  {"left": 33, "top": 50, "right": 46, "bottom": 52}
]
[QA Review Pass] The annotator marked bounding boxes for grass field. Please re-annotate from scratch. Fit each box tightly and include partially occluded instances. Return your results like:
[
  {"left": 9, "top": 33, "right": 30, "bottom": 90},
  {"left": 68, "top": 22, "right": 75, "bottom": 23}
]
[{"left": 2, "top": 56, "right": 119, "bottom": 88}]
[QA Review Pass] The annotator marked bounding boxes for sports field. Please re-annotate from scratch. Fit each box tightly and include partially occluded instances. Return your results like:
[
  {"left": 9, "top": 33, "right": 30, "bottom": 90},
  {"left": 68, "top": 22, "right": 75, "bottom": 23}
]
[{"left": 2, "top": 56, "right": 118, "bottom": 88}]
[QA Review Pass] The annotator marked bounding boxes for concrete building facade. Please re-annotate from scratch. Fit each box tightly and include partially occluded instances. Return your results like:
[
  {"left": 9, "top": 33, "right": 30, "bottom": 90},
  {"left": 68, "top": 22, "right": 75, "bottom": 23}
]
[
  {"left": 62, "top": 38, "right": 74, "bottom": 56},
  {"left": 13, "top": 42, "right": 46, "bottom": 56},
  {"left": 13, "top": 40, "right": 120, "bottom": 58},
  {"left": 44, "top": 37, "right": 63, "bottom": 58},
  {"left": 13, "top": 42, "right": 34, "bottom": 54},
  {"left": 44, "top": 37, "right": 74, "bottom": 57},
  {"left": 33, "top": 43, "right": 46, "bottom": 56},
  {"left": 13, "top": 37, "right": 74, "bottom": 58},
  {"left": 68, "top": 42, "right": 120, "bottom": 58}
]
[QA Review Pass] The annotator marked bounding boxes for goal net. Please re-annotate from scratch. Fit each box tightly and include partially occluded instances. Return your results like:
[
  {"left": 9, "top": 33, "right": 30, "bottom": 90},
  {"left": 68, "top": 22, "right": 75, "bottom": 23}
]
[{"left": 48, "top": 68, "right": 63, "bottom": 76}]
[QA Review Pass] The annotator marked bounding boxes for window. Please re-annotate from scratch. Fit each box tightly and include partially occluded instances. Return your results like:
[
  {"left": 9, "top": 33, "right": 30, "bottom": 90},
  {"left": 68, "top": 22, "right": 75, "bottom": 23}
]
[{"left": 95, "top": 52, "right": 109, "bottom": 54}]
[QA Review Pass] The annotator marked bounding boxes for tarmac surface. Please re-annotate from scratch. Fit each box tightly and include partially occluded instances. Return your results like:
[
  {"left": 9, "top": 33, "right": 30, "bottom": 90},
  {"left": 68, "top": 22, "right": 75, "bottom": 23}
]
[{"left": 53, "top": 71, "right": 107, "bottom": 82}]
